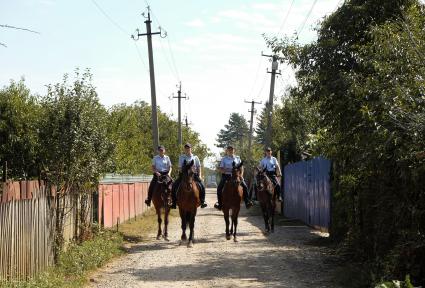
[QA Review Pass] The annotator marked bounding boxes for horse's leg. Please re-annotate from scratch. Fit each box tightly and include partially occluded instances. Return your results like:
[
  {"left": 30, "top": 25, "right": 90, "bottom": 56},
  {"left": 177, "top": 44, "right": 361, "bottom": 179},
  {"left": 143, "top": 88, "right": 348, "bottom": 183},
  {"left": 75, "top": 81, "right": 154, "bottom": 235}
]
[
  {"left": 156, "top": 207, "right": 162, "bottom": 240},
  {"left": 233, "top": 208, "right": 240, "bottom": 242},
  {"left": 261, "top": 204, "right": 269, "bottom": 233},
  {"left": 187, "top": 212, "right": 195, "bottom": 248},
  {"left": 224, "top": 208, "right": 231, "bottom": 240},
  {"left": 163, "top": 206, "right": 170, "bottom": 241},
  {"left": 179, "top": 208, "right": 187, "bottom": 244},
  {"left": 271, "top": 202, "right": 275, "bottom": 233}
]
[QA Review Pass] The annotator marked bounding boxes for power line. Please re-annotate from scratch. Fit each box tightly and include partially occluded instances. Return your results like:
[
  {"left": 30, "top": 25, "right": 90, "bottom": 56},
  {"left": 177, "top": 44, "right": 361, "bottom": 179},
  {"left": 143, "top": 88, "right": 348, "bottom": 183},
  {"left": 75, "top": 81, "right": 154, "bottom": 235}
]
[
  {"left": 90, "top": 0, "right": 127, "bottom": 34},
  {"left": 166, "top": 37, "right": 181, "bottom": 81},
  {"left": 0, "top": 24, "right": 40, "bottom": 34},
  {"left": 247, "top": 55, "right": 263, "bottom": 100},
  {"left": 144, "top": 0, "right": 181, "bottom": 81},
  {"left": 276, "top": 0, "right": 295, "bottom": 36},
  {"left": 90, "top": 0, "right": 150, "bottom": 71},
  {"left": 297, "top": 0, "right": 319, "bottom": 35}
]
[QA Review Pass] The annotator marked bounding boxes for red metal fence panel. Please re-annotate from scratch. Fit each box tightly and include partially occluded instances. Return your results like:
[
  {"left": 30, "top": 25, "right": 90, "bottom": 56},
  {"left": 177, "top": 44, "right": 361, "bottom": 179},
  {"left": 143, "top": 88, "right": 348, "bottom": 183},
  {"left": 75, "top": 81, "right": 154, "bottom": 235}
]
[{"left": 98, "top": 175, "right": 150, "bottom": 228}]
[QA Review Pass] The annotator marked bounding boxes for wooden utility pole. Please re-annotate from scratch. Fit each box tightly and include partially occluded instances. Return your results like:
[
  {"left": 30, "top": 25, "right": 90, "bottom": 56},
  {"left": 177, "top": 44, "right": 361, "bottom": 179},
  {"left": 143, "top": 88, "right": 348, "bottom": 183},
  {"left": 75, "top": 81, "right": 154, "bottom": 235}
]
[
  {"left": 132, "top": 7, "right": 164, "bottom": 154},
  {"left": 262, "top": 53, "right": 281, "bottom": 148},
  {"left": 244, "top": 100, "right": 262, "bottom": 153},
  {"left": 172, "top": 82, "right": 187, "bottom": 147}
]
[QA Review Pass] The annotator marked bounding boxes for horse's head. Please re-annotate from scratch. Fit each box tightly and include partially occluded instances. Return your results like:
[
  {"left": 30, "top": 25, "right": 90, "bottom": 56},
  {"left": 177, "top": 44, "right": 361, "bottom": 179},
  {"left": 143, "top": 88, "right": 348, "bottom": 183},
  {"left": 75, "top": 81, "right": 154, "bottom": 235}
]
[
  {"left": 231, "top": 161, "right": 243, "bottom": 183},
  {"left": 157, "top": 174, "right": 172, "bottom": 192},
  {"left": 255, "top": 167, "right": 270, "bottom": 190},
  {"left": 182, "top": 159, "right": 195, "bottom": 179}
]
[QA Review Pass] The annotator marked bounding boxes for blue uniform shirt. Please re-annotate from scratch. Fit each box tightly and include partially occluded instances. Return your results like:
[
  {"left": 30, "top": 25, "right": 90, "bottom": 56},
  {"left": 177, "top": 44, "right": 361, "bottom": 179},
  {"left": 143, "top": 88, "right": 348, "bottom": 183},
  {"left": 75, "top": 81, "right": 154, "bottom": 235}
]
[
  {"left": 152, "top": 155, "right": 172, "bottom": 172},
  {"left": 259, "top": 156, "right": 281, "bottom": 175},
  {"left": 220, "top": 155, "right": 241, "bottom": 175},
  {"left": 178, "top": 154, "right": 201, "bottom": 173}
]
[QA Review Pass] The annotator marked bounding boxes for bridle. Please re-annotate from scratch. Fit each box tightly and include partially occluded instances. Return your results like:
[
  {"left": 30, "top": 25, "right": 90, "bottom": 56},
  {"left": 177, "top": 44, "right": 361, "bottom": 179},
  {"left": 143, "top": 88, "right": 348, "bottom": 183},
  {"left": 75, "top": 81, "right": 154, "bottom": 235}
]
[{"left": 256, "top": 172, "right": 272, "bottom": 192}]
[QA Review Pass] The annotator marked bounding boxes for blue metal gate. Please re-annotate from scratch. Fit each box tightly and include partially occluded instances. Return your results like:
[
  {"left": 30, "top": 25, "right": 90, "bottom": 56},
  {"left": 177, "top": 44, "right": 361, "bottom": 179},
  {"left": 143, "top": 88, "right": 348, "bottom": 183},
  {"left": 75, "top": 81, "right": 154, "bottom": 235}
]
[{"left": 283, "top": 157, "right": 331, "bottom": 231}]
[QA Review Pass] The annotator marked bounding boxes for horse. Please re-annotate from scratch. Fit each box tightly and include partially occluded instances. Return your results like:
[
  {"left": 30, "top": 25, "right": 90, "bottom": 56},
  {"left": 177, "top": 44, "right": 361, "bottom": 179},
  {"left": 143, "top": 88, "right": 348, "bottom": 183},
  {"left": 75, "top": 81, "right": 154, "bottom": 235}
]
[
  {"left": 222, "top": 161, "right": 244, "bottom": 242},
  {"left": 255, "top": 167, "right": 276, "bottom": 234},
  {"left": 152, "top": 174, "right": 173, "bottom": 241},
  {"left": 176, "top": 159, "right": 200, "bottom": 248}
]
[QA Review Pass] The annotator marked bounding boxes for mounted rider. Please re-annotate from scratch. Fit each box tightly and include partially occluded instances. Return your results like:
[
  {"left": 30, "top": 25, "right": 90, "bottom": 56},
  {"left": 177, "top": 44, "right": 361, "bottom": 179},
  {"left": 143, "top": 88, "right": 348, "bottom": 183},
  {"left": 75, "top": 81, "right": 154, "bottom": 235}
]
[
  {"left": 259, "top": 147, "right": 282, "bottom": 201},
  {"left": 145, "top": 145, "right": 172, "bottom": 207},
  {"left": 214, "top": 145, "right": 253, "bottom": 210},
  {"left": 171, "top": 143, "right": 208, "bottom": 209}
]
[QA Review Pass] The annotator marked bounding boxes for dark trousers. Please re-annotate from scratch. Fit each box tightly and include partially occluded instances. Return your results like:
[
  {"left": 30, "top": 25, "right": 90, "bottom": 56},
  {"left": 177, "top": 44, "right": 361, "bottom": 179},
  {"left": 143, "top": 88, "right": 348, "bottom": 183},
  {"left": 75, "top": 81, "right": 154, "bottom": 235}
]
[
  {"left": 147, "top": 171, "right": 169, "bottom": 200},
  {"left": 216, "top": 174, "right": 250, "bottom": 204},
  {"left": 266, "top": 172, "right": 281, "bottom": 198},
  {"left": 172, "top": 173, "right": 205, "bottom": 203}
]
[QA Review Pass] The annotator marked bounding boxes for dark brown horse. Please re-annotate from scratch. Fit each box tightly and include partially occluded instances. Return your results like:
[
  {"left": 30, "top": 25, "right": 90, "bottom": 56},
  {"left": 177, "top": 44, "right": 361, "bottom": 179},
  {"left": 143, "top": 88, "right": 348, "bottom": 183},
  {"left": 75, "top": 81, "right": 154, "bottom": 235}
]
[
  {"left": 177, "top": 159, "right": 200, "bottom": 248},
  {"left": 152, "top": 174, "right": 173, "bottom": 241},
  {"left": 255, "top": 167, "right": 276, "bottom": 234},
  {"left": 222, "top": 161, "right": 244, "bottom": 242}
]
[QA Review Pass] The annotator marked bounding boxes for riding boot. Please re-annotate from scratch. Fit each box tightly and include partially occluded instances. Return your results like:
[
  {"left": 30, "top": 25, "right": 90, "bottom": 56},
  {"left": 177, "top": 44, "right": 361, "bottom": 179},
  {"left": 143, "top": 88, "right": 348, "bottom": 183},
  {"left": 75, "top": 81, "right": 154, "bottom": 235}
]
[
  {"left": 145, "top": 175, "right": 156, "bottom": 206},
  {"left": 199, "top": 183, "right": 207, "bottom": 208},
  {"left": 194, "top": 174, "right": 207, "bottom": 208},
  {"left": 214, "top": 189, "right": 222, "bottom": 210},
  {"left": 170, "top": 179, "right": 179, "bottom": 209},
  {"left": 241, "top": 180, "right": 253, "bottom": 209}
]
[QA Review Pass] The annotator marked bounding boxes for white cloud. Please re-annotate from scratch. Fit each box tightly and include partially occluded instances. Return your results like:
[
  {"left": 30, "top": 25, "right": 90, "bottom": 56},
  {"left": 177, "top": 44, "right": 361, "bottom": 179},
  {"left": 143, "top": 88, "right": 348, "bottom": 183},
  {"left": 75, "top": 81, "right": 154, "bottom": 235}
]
[{"left": 185, "top": 19, "right": 205, "bottom": 28}]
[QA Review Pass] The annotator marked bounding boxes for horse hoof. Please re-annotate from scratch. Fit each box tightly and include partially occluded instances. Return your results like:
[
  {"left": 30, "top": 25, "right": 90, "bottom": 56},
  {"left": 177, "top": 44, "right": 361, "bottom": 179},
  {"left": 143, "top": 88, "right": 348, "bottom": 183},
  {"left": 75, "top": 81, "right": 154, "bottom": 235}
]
[
  {"left": 226, "top": 235, "right": 231, "bottom": 240},
  {"left": 234, "top": 237, "right": 238, "bottom": 243},
  {"left": 163, "top": 236, "right": 169, "bottom": 242},
  {"left": 156, "top": 235, "right": 161, "bottom": 240},
  {"left": 187, "top": 241, "right": 194, "bottom": 248}
]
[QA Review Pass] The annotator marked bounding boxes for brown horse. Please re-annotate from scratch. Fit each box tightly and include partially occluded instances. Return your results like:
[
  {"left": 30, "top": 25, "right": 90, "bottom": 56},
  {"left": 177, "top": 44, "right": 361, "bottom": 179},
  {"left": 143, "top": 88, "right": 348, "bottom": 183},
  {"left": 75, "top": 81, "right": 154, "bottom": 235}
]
[
  {"left": 176, "top": 159, "right": 200, "bottom": 248},
  {"left": 255, "top": 167, "right": 276, "bottom": 234},
  {"left": 152, "top": 174, "right": 173, "bottom": 241},
  {"left": 222, "top": 161, "right": 244, "bottom": 242}
]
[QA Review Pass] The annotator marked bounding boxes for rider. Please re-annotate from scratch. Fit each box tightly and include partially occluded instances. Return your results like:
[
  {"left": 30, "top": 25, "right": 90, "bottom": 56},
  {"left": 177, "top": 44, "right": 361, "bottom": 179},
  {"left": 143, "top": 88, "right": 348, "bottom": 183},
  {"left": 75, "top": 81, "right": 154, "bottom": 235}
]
[
  {"left": 214, "top": 145, "right": 253, "bottom": 210},
  {"left": 145, "top": 145, "right": 172, "bottom": 207},
  {"left": 171, "top": 143, "right": 208, "bottom": 209},
  {"left": 259, "top": 147, "right": 282, "bottom": 202}
]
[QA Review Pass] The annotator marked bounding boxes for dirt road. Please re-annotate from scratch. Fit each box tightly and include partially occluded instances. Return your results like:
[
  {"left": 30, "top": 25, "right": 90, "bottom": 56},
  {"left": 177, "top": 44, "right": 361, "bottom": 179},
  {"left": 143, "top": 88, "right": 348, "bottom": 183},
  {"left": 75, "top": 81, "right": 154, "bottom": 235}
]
[{"left": 90, "top": 189, "right": 340, "bottom": 288}]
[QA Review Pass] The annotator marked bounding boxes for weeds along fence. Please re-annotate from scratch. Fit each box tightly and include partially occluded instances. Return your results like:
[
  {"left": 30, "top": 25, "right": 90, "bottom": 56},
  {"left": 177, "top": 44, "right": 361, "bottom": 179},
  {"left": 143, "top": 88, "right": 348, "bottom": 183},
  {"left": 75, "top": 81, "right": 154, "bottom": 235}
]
[{"left": 0, "top": 180, "right": 91, "bottom": 282}]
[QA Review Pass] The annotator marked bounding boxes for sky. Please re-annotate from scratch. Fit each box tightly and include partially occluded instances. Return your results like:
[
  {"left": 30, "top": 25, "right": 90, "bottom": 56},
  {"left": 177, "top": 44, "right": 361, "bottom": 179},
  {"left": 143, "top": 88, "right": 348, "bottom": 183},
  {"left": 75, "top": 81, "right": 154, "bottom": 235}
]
[{"left": 1, "top": 0, "right": 343, "bottom": 159}]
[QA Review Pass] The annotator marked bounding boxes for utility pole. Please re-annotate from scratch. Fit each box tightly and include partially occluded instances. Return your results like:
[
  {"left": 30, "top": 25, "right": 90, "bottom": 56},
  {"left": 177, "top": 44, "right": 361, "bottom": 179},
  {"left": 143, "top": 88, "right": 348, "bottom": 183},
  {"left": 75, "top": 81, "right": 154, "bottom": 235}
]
[
  {"left": 132, "top": 7, "right": 165, "bottom": 154},
  {"left": 262, "top": 53, "right": 281, "bottom": 148},
  {"left": 244, "top": 100, "right": 262, "bottom": 153},
  {"left": 172, "top": 82, "right": 187, "bottom": 147}
]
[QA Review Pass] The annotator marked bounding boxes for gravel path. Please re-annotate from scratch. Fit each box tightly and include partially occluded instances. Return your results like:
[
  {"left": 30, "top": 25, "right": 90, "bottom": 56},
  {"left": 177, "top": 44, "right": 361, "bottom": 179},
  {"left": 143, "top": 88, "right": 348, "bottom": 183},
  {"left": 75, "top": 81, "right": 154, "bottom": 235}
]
[{"left": 90, "top": 189, "right": 340, "bottom": 288}]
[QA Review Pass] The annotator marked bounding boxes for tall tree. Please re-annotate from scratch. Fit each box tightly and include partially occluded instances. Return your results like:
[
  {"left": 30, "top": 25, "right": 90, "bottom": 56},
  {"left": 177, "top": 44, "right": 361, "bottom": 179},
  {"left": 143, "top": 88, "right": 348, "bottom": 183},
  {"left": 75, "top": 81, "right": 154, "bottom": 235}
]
[
  {"left": 216, "top": 113, "right": 249, "bottom": 149},
  {"left": 267, "top": 0, "right": 425, "bottom": 284},
  {"left": 0, "top": 80, "right": 42, "bottom": 179}
]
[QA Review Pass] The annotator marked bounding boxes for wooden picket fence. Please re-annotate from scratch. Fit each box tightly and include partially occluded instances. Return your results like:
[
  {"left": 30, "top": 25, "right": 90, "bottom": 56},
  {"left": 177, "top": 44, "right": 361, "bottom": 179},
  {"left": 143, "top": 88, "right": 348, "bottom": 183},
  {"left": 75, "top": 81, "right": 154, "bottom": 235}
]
[{"left": 0, "top": 180, "right": 91, "bottom": 282}]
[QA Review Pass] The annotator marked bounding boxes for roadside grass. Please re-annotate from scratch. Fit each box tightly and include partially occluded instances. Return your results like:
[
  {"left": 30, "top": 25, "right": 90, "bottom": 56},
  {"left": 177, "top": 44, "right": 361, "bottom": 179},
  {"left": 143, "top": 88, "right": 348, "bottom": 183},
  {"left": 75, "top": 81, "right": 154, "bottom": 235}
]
[
  {"left": 1, "top": 229, "right": 124, "bottom": 288},
  {"left": 1, "top": 208, "right": 177, "bottom": 288},
  {"left": 117, "top": 208, "right": 178, "bottom": 243}
]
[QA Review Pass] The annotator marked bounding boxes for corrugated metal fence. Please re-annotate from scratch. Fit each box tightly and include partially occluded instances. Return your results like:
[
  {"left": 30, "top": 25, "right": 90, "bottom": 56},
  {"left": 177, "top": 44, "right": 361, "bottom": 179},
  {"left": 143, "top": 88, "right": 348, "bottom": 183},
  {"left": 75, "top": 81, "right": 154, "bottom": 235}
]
[
  {"left": 283, "top": 157, "right": 331, "bottom": 231},
  {"left": 98, "top": 174, "right": 151, "bottom": 228}
]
